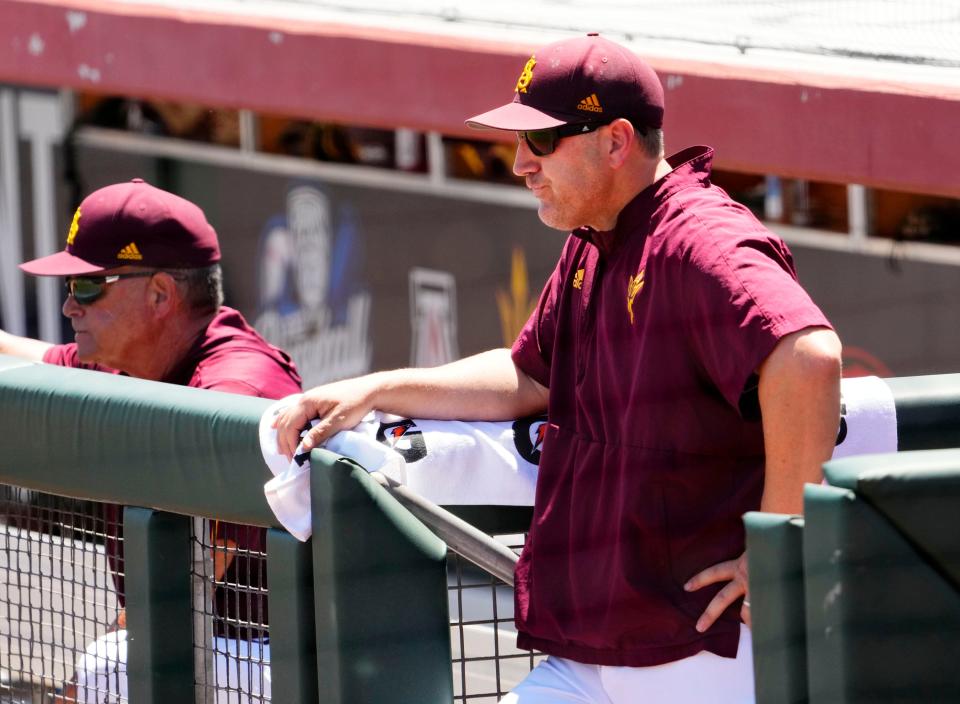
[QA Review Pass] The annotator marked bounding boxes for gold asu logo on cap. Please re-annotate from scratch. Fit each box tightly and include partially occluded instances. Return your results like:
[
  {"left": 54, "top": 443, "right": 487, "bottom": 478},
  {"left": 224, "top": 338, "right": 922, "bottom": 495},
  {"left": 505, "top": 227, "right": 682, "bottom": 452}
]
[
  {"left": 516, "top": 56, "right": 536, "bottom": 94},
  {"left": 117, "top": 242, "right": 144, "bottom": 261},
  {"left": 626, "top": 270, "right": 644, "bottom": 324},
  {"left": 66, "top": 208, "right": 82, "bottom": 246}
]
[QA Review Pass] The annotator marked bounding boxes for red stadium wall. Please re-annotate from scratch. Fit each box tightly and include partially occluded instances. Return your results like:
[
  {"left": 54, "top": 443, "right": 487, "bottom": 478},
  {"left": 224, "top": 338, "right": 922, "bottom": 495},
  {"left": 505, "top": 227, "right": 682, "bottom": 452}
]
[{"left": 2, "top": 0, "right": 959, "bottom": 197}]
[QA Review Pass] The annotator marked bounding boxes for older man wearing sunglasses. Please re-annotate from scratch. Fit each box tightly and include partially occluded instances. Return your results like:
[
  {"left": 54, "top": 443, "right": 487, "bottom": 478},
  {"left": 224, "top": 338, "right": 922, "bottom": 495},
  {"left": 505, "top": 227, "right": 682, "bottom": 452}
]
[
  {"left": 273, "top": 33, "right": 842, "bottom": 703},
  {"left": 4, "top": 178, "right": 300, "bottom": 396},
  {"left": 0, "top": 178, "right": 301, "bottom": 702}
]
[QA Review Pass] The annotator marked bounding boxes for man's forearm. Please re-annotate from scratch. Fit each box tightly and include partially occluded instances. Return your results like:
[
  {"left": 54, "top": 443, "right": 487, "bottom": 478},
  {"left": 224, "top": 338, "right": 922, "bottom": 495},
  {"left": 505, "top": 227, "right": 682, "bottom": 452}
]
[
  {"left": 758, "top": 327, "right": 843, "bottom": 515},
  {"left": 369, "top": 348, "right": 548, "bottom": 421},
  {"left": 275, "top": 347, "right": 549, "bottom": 456},
  {"left": 0, "top": 330, "right": 53, "bottom": 361}
]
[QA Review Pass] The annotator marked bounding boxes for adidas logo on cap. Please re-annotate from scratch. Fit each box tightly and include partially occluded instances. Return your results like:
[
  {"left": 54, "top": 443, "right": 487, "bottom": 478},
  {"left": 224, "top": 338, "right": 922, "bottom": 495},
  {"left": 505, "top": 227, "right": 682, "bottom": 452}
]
[
  {"left": 577, "top": 94, "right": 603, "bottom": 113},
  {"left": 117, "top": 242, "right": 143, "bottom": 261}
]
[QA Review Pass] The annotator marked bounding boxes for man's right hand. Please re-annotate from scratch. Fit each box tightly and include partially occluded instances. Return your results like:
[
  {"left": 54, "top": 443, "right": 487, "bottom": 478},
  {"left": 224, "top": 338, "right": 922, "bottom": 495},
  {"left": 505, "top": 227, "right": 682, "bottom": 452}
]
[{"left": 273, "top": 374, "right": 382, "bottom": 458}]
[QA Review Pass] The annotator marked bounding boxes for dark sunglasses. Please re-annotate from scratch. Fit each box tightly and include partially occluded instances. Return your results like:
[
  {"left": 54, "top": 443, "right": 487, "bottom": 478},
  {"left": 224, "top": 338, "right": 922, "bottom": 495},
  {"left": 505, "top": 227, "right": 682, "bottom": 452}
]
[
  {"left": 65, "top": 272, "right": 157, "bottom": 305},
  {"left": 517, "top": 121, "right": 611, "bottom": 157}
]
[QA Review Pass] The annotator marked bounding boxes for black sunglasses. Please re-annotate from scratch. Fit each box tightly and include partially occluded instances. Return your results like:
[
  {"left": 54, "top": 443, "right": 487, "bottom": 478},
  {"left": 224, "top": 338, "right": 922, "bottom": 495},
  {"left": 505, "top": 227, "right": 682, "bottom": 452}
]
[
  {"left": 517, "top": 121, "right": 611, "bottom": 157},
  {"left": 65, "top": 272, "right": 157, "bottom": 305}
]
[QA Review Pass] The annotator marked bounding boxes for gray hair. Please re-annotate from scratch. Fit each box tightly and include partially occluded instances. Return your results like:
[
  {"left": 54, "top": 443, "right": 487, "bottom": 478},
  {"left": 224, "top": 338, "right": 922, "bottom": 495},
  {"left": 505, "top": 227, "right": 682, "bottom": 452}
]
[
  {"left": 167, "top": 264, "right": 223, "bottom": 315},
  {"left": 637, "top": 127, "right": 664, "bottom": 160}
]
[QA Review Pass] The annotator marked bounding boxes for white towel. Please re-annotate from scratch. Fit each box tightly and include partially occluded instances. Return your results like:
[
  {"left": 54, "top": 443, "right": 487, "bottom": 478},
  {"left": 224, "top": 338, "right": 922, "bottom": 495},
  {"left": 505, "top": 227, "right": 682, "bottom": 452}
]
[
  {"left": 259, "top": 395, "right": 544, "bottom": 541},
  {"left": 260, "top": 376, "right": 898, "bottom": 541},
  {"left": 831, "top": 375, "right": 898, "bottom": 459}
]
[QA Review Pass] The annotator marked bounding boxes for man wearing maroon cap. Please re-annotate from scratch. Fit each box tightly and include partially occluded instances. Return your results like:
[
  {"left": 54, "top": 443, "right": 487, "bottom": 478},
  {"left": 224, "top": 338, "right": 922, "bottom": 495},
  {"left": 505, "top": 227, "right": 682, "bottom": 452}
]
[
  {"left": 274, "top": 34, "right": 841, "bottom": 702},
  {"left": 0, "top": 179, "right": 302, "bottom": 702}
]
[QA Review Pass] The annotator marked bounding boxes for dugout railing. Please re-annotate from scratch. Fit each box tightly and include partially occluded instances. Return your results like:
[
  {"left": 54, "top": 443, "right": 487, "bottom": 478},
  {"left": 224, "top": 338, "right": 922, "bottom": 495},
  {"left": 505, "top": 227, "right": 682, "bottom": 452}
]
[
  {"left": 0, "top": 354, "right": 457, "bottom": 703},
  {"left": 3, "top": 354, "right": 960, "bottom": 703}
]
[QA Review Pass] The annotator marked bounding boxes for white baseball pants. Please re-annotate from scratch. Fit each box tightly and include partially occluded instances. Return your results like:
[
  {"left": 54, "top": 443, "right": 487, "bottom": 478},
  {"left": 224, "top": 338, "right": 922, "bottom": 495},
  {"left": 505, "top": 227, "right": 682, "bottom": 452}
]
[{"left": 500, "top": 625, "right": 755, "bottom": 704}]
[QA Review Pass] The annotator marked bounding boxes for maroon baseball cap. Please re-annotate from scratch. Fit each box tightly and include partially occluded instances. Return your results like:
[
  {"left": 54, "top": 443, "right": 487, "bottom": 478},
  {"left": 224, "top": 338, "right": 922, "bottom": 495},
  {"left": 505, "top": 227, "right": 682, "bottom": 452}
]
[
  {"left": 466, "top": 33, "right": 664, "bottom": 132},
  {"left": 19, "top": 179, "right": 221, "bottom": 276}
]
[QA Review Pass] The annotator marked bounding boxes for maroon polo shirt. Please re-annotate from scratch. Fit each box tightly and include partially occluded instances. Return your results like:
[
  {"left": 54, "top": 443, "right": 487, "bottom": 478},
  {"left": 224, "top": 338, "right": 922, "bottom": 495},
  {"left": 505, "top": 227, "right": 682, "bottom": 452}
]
[
  {"left": 45, "top": 305, "right": 302, "bottom": 638},
  {"left": 511, "top": 145, "right": 832, "bottom": 666}
]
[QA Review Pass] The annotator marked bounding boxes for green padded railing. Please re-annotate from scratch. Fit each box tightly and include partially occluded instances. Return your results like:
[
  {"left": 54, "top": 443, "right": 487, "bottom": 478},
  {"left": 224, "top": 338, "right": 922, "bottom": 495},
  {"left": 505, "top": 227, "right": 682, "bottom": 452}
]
[
  {"left": 0, "top": 355, "right": 275, "bottom": 525},
  {"left": 10, "top": 354, "right": 959, "bottom": 702},
  {"left": 0, "top": 355, "right": 452, "bottom": 703},
  {"left": 803, "top": 450, "right": 960, "bottom": 704},
  {"left": 884, "top": 374, "right": 960, "bottom": 450}
]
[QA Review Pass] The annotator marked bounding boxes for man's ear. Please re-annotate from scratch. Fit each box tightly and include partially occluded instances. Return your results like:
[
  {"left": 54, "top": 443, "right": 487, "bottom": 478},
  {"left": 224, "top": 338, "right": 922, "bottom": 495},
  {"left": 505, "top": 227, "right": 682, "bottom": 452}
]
[
  {"left": 147, "top": 272, "right": 181, "bottom": 317},
  {"left": 606, "top": 118, "right": 636, "bottom": 168}
]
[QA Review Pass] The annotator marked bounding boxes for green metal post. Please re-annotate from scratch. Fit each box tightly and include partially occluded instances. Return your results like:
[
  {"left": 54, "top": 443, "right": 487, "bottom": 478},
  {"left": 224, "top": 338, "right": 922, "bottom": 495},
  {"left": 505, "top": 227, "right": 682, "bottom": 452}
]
[
  {"left": 266, "top": 528, "right": 318, "bottom": 703},
  {"left": 310, "top": 450, "right": 452, "bottom": 704},
  {"left": 124, "top": 507, "right": 194, "bottom": 703},
  {"left": 744, "top": 511, "right": 807, "bottom": 704}
]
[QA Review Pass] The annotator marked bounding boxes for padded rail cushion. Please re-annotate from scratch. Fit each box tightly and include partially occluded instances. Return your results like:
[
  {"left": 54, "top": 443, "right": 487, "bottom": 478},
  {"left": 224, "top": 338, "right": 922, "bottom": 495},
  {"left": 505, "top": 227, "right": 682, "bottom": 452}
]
[
  {"left": 744, "top": 512, "right": 807, "bottom": 704},
  {"left": 824, "top": 449, "right": 960, "bottom": 589},
  {"left": 0, "top": 355, "right": 34, "bottom": 373},
  {"left": 804, "top": 483, "right": 960, "bottom": 703},
  {"left": 885, "top": 374, "right": 960, "bottom": 450},
  {"left": 0, "top": 355, "right": 276, "bottom": 526}
]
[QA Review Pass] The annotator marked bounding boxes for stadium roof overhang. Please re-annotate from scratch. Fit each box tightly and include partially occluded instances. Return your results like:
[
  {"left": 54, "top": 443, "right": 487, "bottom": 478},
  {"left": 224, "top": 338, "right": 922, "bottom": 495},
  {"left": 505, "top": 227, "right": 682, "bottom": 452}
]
[{"left": 2, "top": 0, "right": 960, "bottom": 196}]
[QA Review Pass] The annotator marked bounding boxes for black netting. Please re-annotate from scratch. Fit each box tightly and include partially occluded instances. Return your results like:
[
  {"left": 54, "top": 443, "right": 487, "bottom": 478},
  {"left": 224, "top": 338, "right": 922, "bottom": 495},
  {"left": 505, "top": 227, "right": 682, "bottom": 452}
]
[
  {"left": 448, "top": 534, "right": 543, "bottom": 702},
  {"left": 2, "top": 486, "right": 544, "bottom": 703},
  {"left": 191, "top": 519, "right": 271, "bottom": 704},
  {"left": 0, "top": 486, "right": 123, "bottom": 703}
]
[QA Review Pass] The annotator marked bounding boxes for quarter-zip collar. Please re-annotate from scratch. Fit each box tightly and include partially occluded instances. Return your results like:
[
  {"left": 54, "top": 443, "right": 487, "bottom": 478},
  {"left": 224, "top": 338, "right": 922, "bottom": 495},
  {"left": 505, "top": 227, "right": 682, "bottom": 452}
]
[{"left": 571, "top": 145, "right": 715, "bottom": 259}]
